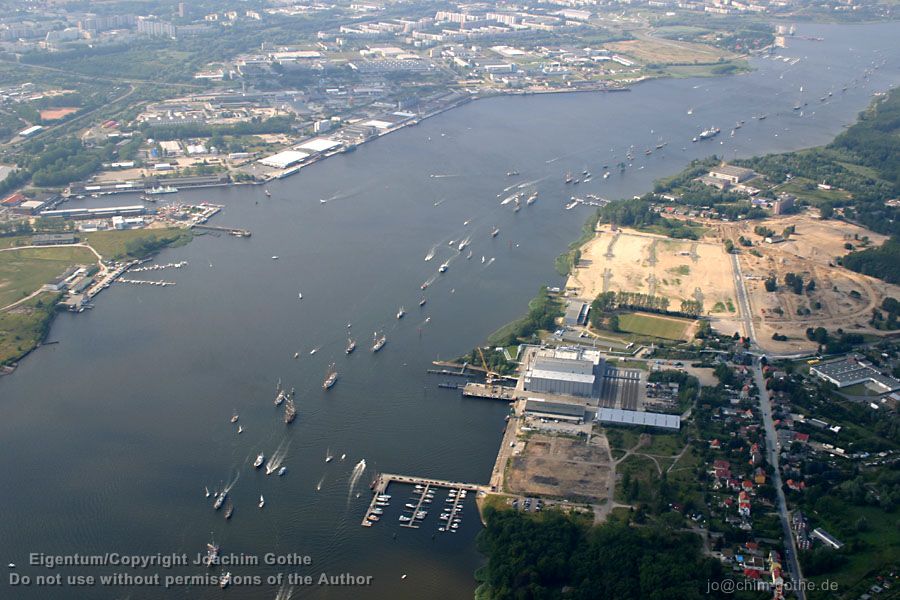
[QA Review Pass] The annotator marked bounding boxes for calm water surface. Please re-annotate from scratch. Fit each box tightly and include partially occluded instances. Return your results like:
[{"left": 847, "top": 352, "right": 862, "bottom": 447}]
[{"left": 1, "top": 21, "right": 899, "bottom": 600}]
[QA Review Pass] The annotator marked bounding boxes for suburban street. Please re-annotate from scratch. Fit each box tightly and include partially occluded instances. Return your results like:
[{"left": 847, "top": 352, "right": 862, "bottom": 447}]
[{"left": 755, "top": 362, "right": 806, "bottom": 600}]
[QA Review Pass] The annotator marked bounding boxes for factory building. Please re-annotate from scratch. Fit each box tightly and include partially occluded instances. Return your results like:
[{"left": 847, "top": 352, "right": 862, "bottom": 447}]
[
  {"left": 523, "top": 399, "right": 586, "bottom": 423},
  {"left": 810, "top": 356, "right": 900, "bottom": 393},
  {"left": 523, "top": 347, "right": 604, "bottom": 398}
]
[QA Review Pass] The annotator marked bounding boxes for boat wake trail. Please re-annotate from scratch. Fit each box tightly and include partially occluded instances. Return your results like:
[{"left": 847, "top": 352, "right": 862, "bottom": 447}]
[
  {"left": 430, "top": 174, "right": 460, "bottom": 179},
  {"left": 517, "top": 175, "right": 549, "bottom": 189},
  {"left": 275, "top": 582, "right": 294, "bottom": 600},
  {"left": 265, "top": 439, "right": 291, "bottom": 475},
  {"left": 484, "top": 257, "right": 496, "bottom": 267},
  {"left": 222, "top": 472, "right": 240, "bottom": 495},
  {"left": 320, "top": 186, "right": 366, "bottom": 204},
  {"left": 424, "top": 246, "right": 437, "bottom": 262},
  {"left": 347, "top": 459, "right": 367, "bottom": 501}
]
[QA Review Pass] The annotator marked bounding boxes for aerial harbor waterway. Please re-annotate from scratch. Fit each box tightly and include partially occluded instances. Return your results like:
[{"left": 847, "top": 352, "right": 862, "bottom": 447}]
[{"left": 2, "top": 21, "right": 899, "bottom": 600}]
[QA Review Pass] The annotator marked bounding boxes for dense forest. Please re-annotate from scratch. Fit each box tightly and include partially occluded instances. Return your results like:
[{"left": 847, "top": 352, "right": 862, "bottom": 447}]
[
  {"left": 595, "top": 197, "right": 700, "bottom": 239},
  {"left": 841, "top": 236, "right": 900, "bottom": 284},
  {"left": 476, "top": 508, "right": 731, "bottom": 600}
]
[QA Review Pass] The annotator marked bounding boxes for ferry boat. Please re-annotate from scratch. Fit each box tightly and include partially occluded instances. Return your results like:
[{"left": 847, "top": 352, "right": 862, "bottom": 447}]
[
  {"left": 372, "top": 332, "right": 386, "bottom": 352},
  {"left": 145, "top": 185, "right": 178, "bottom": 195},
  {"left": 396, "top": 306, "right": 405, "bottom": 319},
  {"left": 284, "top": 397, "right": 296, "bottom": 423},
  {"left": 323, "top": 364, "right": 338, "bottom": 390},
  {"left": 698, "top": 127, "right": 720, "bottom": 140},
  {"left": 346, "top": 337, "right": 356, "bottom": 354},
  {"left": 253, "top": 453, "right": 265, "bottom": 469},
  {"left": 490, "top": 226, "right": 500, "bottom": 237}
]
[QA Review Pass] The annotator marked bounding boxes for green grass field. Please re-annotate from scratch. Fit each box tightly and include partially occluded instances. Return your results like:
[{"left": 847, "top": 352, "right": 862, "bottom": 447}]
[
  {"left": 83, "top": 228, "right": 190, "bottom": 260},
  {"left": 617, "top": 312, "right": 693, "bottom": 341},
  {"left": 0, "top": 246, "right": 96, "bottom": 307},
  {"left": 0, "top": 293, "right": 59, "bottom": 365}
]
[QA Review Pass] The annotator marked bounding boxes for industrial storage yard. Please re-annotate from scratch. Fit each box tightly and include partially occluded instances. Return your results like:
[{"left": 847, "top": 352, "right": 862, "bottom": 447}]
[{"left": 566, "top": 227, "right": 738, "bottom": 317}]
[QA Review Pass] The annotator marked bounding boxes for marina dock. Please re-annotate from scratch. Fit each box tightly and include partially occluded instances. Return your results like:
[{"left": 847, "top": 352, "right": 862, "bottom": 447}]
[
  {"left": 461, "top": 382, "right": 517, "bottom": 401},
  {"left": 361, "top": 473, "right": 490, "bottom": 527}
]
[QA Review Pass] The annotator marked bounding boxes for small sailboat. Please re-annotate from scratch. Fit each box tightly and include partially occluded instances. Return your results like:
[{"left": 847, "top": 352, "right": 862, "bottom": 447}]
[
  {"left": 293, "top": 351, "right": 299, "bottom": 359},
  {"left": 271, "top": 256, "right": 279, "bottom": 260},
  {"left": 341, "top": 453, "right": 346, "bottom": 460},
  {"left": 419, "top": 298, "right": 426, "bottom": 307},
  {"left": 298, "top": 292, "right": 303, "bottom": 299},
  {"left": 258, "top": 495, "right": 265, "bottom": 509},
  {"left": 325, "top": 449, "right": 334, "bottom": 463},
  {"left": 237, "top": 425, "right": 243, "bottom": 434},
  {"left": 490, "top": 226, "right": 500, "bottom": 237},
  {"left": 396, "top": 306, "right": 405, "bottom": 319}
]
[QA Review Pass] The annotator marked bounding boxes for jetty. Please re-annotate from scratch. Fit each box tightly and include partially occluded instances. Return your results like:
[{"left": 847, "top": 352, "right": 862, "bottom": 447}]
[
  {"left": 462, "top": 382, "right": 516, "bottom": 401},
  {"left": 191, "top": 223, "right": 251, "bottom": 237}
]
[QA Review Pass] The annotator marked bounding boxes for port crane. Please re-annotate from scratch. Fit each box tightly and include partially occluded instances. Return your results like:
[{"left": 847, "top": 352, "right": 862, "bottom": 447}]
[{"left": 476, "top": 347, "right": 500, "bottom": 385}]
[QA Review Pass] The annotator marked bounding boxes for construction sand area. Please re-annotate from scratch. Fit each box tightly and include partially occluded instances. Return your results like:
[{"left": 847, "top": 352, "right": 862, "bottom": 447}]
[{"left": 567, "top": 227, "right": 738, "bottom": 317}]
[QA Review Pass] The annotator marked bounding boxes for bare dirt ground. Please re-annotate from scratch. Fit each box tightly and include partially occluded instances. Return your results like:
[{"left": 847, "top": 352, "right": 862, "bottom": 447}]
[
  {"left": 605, "top": 34, "right": 737, "bottom": 65},
  {"left": 506, "top": 433, "right": 613, "bottom": 503},
  {"left": 717, "top": 213, "right": 900, "bottom": 352},
  {"left": 567, "top": 227, "right": 738, "bottom": 317},
  {"left": 39, "top": 107, "right": 78, "bottom": 121}
]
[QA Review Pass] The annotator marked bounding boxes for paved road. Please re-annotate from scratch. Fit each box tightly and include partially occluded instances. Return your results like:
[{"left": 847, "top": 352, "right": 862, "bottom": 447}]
[
  {"left": 754, "top": 362, "right": 806, "bottom": 600},
  {"left": 731, "top": 252, "right": 757, "bottom": 342}
]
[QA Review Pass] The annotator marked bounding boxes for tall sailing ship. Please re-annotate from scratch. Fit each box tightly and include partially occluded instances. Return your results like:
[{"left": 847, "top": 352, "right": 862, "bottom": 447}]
[
  {"left": 322, "top": 363, "right": 338, "bottom": 390},
  {"left": 284, "top": 396, "right": 296, "bottom": 423},
  {"left": 372, "top": 331, "right": 386, "bottom": 352}
]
